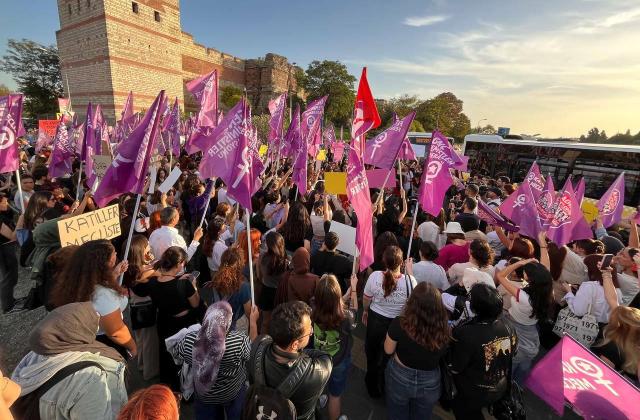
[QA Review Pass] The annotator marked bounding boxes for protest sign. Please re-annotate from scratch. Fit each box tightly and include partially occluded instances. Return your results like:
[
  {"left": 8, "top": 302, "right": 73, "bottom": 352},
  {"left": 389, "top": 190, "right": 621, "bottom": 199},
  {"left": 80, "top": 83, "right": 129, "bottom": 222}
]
[
  {"left": 157, "top": 166, "right": 182, "bottom": 193},
  {"left": 148, "top": 165, "right": 158, "bottom": 194},
  {"left": 329, "top": 221, "right": 356, "bottom": 256},
  {"left": 366, "top": 168, "right": 396, "bottom": 189},
  {"left": 316, "top": 149, "right": 327, "bottom": 161},
  {"left": 92, "top": 155, "right": 112, "bottom": 178},
  {"left": 57, "top": 205, "right": 121, "bottom": 246},
  {"left": 324, "top": 172, "right": 347, "bottom": 194},
  {"left": 581, "top": 201, "right": 599, "bottom": 223},
  {"left": 259, "top": 144, "right": 268, "bottom": 157},
  {"left": 38, "top": 120, "right": 58, "bottom": 137}
]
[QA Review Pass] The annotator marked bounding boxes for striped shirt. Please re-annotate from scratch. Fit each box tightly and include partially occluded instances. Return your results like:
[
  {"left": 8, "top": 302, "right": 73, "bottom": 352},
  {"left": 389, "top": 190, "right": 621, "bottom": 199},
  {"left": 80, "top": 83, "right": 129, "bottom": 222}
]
[{"left": 177, "top": 330, "right": 250, "bottom": 404}]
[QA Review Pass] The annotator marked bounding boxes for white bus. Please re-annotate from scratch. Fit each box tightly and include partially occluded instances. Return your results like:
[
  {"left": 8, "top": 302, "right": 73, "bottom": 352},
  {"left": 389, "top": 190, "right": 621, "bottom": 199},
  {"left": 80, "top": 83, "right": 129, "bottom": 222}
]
[{"left": 462, "top": 134, "right": 640, "bottom": 206}]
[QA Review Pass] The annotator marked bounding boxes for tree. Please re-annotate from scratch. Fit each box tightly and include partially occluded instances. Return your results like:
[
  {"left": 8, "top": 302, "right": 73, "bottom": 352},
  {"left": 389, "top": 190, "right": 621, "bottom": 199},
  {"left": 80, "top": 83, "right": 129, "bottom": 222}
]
[
  {"left": 220, "top": 85, "right": 243, "bottom": 110},
  {"left": 0, "top": 84, "right": 10, "bottom": 96},
  {"left": 301, "top": 60, "right": 356, "bottom": 128},
  {"left": 470, "top": 124, "right": 497, "bottom": 134},
  {"left": 1, "top": 39, "right": 62, "bottom": 118},
  {"left": 409, "top": 119, "right": 425, "bottom": 132},
  {"left": 252, "top": 114, "right": 270, "bottom": 144},
  {"left": 415, "top": 92, "right": 471, "bottom": 141},
  {"left": 584, "top": 127, "right": 607, "bottom": 143}
]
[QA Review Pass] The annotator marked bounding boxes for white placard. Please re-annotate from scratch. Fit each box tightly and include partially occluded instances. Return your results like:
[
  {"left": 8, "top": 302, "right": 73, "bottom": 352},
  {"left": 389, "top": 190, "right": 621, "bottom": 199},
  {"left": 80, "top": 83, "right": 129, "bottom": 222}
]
[
  {"left": 329, "top": 221, "right": 357, "bottom": 256},
  {"left": 157, "top": 167, "right": 182, "bottom": 193},
  {"left": 148, "top": 166, "right": 158, "bottom": 194}
]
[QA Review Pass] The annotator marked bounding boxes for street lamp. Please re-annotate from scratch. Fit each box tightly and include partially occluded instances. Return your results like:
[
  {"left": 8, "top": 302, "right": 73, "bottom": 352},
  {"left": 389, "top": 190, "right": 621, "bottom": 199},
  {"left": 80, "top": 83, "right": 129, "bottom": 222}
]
[{"left": 476, "top": 118, "right": 487, "bottom": 132}]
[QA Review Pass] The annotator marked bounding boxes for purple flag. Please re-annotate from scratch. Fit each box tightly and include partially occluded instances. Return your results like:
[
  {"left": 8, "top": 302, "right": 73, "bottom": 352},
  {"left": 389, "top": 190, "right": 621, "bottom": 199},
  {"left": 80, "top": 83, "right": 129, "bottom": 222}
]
[
  {"left": 597, "top": 173, "right": 625, "bottom": 228},
  {"left": 49, "top": 117, "right": 75, "bottom": 178},
  {"left": 162, "top": 98, "right": 181, "bottom": 157},
  {"left": 546, "top": 181, "right": 593, "bottom": 246},
  {"left": 35, "top": 130, "right": 52, "bottom": 153},
  {"left": 324, "top": 124, "right": 337, "bottom": 146},
  {"left": 268, "top": 93, "right": 287, "bottom": 144},
  {"left": 499, "top": 179, "right": 544, "bottom": 239},
  {"left": 301, "top": 96, "right": 328, "bottom": 153},
  {"left": 187, "top": 70, "right": 218, "bottom": 128},
  {"left": 364, "top": 112, "right": 415, "bottom": 169},
  {"left": 0, "top": 94, "right": 23, "bottom": 173},
  {"left": 72, "top": 122, "right": 85, "bottom": 156},
  {"left": 537, "top": 174, "right": 556, "bottom": 227},
  {"left": 80, "top": 103, "right": 94, "bottom": 162},
  {"left": 291, "top": 118, "right": 307, "bottom": 195},
  {"left": 526, "top": 335, "right": 640, "bottom": 419},
  {"left": 525, "top": 162, "right": 545, "bottom": 200},
  {"left": 281, "top": 105, "right": 300, "bottom": 159},
  {"left": 118, "top": 91, "right": 135, "bottom": 137},
  {"left": 575, "top": 177, "right": 586, "bottom": 206},
  {"left": 85, "top": 104, "right": 106, "bottom": 188},
  {"left": 94, "top": 91, "right": 165, "bottom": 207},
  {"left": 478, "top": 199, "right": 519, "bottom": 232},
  {"left": 397, "top": 137, "right": 417, "bottom": 161},
  {"left": 346, "top": 145, "right": 374, "bottom": 270},
  {"left": 417, "top": 131, "right": 457, "bottom": 217}
]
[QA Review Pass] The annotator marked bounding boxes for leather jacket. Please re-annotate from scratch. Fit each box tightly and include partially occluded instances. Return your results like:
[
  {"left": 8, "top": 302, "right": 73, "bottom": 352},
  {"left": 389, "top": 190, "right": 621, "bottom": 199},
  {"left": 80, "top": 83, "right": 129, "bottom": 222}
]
[{"left": 249, "top": 336, "right": 332, "bottom": 420}]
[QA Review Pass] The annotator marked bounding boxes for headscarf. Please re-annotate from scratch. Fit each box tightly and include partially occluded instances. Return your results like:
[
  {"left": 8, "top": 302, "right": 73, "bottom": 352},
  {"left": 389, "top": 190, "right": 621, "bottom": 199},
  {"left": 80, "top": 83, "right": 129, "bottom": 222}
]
[
  {"left": 193, "top": 301, "right": 232, "bottom": 396},
  {"left": 29, "top": 301, "right": 123, "bottom": 362}
]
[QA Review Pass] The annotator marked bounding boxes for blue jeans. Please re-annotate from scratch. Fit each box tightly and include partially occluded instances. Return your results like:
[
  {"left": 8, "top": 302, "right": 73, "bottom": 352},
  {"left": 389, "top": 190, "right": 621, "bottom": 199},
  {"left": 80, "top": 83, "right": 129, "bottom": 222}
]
[
  {"left": 194, "top": 384, "right": 246, "bottom": 420},
  {"left": 385, "top": 357, "right": 441, "bottom": 420}
]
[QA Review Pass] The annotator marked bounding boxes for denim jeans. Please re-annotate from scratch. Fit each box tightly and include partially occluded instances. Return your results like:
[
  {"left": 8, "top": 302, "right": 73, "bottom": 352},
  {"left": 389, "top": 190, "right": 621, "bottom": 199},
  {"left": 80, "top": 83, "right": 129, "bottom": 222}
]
[
  {"left": 194, "top": 384, "right": 247, "bottom": 420},
  {"left": 385, "top": 357, "right": 441, "bottom": 420}
]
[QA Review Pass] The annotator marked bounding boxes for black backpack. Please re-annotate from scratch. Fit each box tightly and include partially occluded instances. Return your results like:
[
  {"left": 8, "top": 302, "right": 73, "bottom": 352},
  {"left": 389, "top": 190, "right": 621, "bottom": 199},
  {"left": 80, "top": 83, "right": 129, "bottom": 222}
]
[{"left": 243, "top": 336, "right": 312, "bottom": 420}]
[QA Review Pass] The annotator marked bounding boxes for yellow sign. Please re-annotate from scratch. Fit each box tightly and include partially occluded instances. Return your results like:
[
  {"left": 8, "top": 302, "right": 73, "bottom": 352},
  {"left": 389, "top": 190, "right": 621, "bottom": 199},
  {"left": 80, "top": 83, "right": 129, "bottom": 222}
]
[
  {"left": 57, "top": 205, "right": 121, "bottom": 247},
  {"left": 581, "top": 201, "right": 599, "bottom": 223},
  {"left": 259, "top": 144, "right": 268, "bottom": 157},
  {"left": 324, "top": 172, "right": 347, "bottom": 195},
  {"left": 316, "top": 149, "right": 327, "bottom": 161}
]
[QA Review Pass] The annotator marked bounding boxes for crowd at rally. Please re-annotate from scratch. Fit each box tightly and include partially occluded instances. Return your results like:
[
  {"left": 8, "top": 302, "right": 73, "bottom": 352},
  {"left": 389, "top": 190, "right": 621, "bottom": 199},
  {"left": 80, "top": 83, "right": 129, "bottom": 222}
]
[{"left": 1, "top": 70, "right": 639, "bottom": 420}]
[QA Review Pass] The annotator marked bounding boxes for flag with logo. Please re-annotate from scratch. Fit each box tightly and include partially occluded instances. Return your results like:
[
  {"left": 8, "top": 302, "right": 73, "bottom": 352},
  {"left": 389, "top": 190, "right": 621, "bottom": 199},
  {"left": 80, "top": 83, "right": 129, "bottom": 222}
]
[
  {"left": 187, "top": 69, "right": 218, "bottom": 128},
  {"left": 94, "top": 91, "right": 165, "bottom": 207},
  {"left": 295, "top": 96, "right": 327, "bottom": 194},
  {"left": 162, "top": 98, "right": 181, "bottom": 157},
  {"left": 35, "top": 130, "right": 52, "bottom": 153},
  {"left": 364, "top": 112, "right": 415, "bottom": 169},
  {"left": 499, "top": 179, "right": 544, "bottom": 239},
  {"left": 268, "top": 92, "right": 287, "bottom": 145},
  {"left": 525, "top": 162, "right": 545, "bottom": 200},
  {"left": 324, "top": 124, "right": 337, "bottom": 146},
  {"left": 478, "top": 199, "right": 519, "bottom": 232},
  {"left": 0, "top": 94, "right": 23, "bottom": 173},
  {"left": 347, "top": 145, "right": 374, "bottom": 270},
  {"left": 351, "top": 67, "right": 381, "bottom": 153},
  {"left": 397, "top": 136, "right": 417, "bottom": 161},
  {"left": 596, "top": 173, "right": 625, "bottom": 228},
  {"left": 417, "top": 131, "right": 458, "bottom": 217},
  {"left": 282, "top": 105, "right": 300, "bottom": 159},
  {"left": 537, "top": 174, "right": 556, "bottom": 226},
  {"left": 49, "top": 116, "right": 75, "bottom": 178},
  {"left": 546, "top": 181, "right": 593, "bottom": 246},
  {"left": 573, "top": 177, "right": 585, "bottom": 206}
]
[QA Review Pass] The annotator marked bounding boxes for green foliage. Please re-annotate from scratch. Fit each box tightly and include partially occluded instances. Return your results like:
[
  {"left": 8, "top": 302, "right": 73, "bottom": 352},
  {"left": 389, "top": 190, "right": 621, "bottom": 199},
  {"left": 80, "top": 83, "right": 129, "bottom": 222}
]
[
  {"left": 301, "top": 60, "right": 356, "bottom": 128},
  {"left": 220, "top": 85, "right": 243, "bottom": 110},
  {"left": 580, "top": 127, "right": 640, "bottom": 145},
  {"left": 0, "top": 84, "right": 10, "bottom": 96},
  {"left": 1, "top": 39, "right": 63, "bottom": 118},
  {"left": 252, "top": 114, "right": 270, "bottom": 144},
  {"left": 410, "top": 119, "right": 425, "bottom": 132}
]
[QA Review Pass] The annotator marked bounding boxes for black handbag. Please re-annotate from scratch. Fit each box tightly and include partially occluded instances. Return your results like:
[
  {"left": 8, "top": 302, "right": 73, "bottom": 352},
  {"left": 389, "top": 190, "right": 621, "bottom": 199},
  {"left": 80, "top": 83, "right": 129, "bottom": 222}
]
[
  {"left": 130, "top": 300, "right": 157, "bottom": 330},
  {"left": 439, "top": 357, "right": 458, "bottom": 401}
]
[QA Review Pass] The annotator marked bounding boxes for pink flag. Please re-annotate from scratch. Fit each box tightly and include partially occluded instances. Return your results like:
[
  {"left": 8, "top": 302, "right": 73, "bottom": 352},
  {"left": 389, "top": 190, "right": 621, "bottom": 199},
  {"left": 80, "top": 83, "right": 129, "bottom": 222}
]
[
  {"left": 417, "top": 131, "right": 457, "bottom": 217},
  {"left": 397, "top": 137, "right": 417, "bottom": 161},
  {"left": 80, "top": 103, "right": 93, "bottom": 160},
  {"left": 120, "top": 91, "right": 134, "bottom": 123},
  {"left": 537, "top": 174, "right": 556, "bottom": 226},
  {"left": 268, "top": 92, "right": 287, "bottom": 143},
  {"left": 0, "top": 94, "right": 23, "bottom": 173},
  {"left": 187, "top": 69, "right": 218, "bottom": 128},
  {"left": 525, "top": 162, "right": 545, "bottom": 200},
  {"left": 94, "top": 91, "right": 165, "bottom": 207},
  {"left": 499, "top": 179, "right": 544, "bottom": 239},
  {"left": 301, "top": 96, "right": 328, "bottom": 149},
  {"left": 364, "top": 112, "right": 415, "bottom": 169},
  {"left": 35, "top": 130, "right": 52, "bottom": 153},
  {"left": 309, "top": 127, "right": 322, "bottom": 159},
  {"left": 526, "top": 335, "right": 640, "bottom": 419},
  {"left": 347, "top": 145, "right": 374, "bottom": 270},
  {"left": 282, "top": 105, "right": 300, "bottom": 159},
  {"left": 49, "top": 117, "right": 74, "bottom": 178},
  {"left": 331, "top": 141, "right": 346, "bottom": 161},
  {"left": 546, "top": 181, "right": 593, "bottom": 246},
  {"left": 478, "top": 199, "right": 519, "bottom": 232},
  {"left": 596, "top": 173, "right": 625, "bottom": 228},
  {"left": 324, "top": 124, "right": 337, "bottom": 146},
  {"left": 575, "top": 177, "right": 586, "bottom": 206}
]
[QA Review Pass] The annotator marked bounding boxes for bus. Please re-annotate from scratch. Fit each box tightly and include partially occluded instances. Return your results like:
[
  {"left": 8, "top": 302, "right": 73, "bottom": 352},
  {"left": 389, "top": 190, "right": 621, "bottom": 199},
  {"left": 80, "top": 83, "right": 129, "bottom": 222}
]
[
  {"left": 462, "top": 134, "right": 640, "bottom": 206},
  {"left": 407, "top": 132, "right": 455, "bottom": 157}
]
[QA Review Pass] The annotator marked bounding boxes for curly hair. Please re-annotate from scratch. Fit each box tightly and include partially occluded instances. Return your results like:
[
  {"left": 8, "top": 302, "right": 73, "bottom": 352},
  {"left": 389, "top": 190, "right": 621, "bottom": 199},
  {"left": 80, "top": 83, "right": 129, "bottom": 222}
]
[
  {"left": 49, "top": 240, "right": 123, "bottom": 309},
  {"left": 382, "top": 246, "right": 403, "bottom": 297},
  {"left": 470, "top": 239, "right": 494, "bottom": 268},
  {"left": 210, "top": 247, "right": 245, "bottom": 296},
  {"left": 400, "top": 282, "right": 451, "bottom": 351},
  {"left": 312, "top": 274, "right": 346, "bottom": 330}
]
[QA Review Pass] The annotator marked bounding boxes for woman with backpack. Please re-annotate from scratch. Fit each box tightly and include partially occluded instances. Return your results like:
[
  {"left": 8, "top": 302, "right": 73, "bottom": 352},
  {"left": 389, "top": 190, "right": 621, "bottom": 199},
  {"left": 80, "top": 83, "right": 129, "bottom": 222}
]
[
  {"left": 362, "top": 246, "right": 416, "bottom": 398},
  {"left": 383, "top": 282, "right": 451, "bottom": 419},
  {"left": 312, "top": 274, "right": 356, "bottom": 420}
]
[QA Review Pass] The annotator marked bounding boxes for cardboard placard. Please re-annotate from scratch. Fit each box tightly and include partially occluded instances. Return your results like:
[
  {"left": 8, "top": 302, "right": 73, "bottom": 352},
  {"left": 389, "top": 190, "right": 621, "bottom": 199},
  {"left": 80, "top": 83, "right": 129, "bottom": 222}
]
[
  {"left": 157, "top": 167, "right": 182, "bottom": 193},
  {"left": 58, "top": 205, "right": 121, "bottom": 246},
  {"left": 259, "top": 144, "right": 268, "bottom": 157},
  {"left": 148, "top": 165, "right": 158, "bottom": 194},
  {"left": 92, "top": 155, "right": 112, "bottom": 178},
  {"left": 316, "top": 149, "right": 327, "bottom": 161},
  {"left": 366, "top": 168, "right": 397, "bottom": 189},
  {"left": 38, "top": 120, "right": 58, "bottom": 137},
  {"left": 329, "top": 221, "right": 357, "bottom": 256},
  {"left": 581, "top": 201, "right": 599, "bottom": 223},
  {"left": 324, "top": 172, "right": 347, "bottom": 195}
]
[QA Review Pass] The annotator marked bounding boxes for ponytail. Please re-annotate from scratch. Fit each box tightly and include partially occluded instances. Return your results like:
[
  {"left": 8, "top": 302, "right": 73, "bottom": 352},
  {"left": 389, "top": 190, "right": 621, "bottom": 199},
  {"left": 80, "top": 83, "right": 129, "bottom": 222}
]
[
  {"left": 383, "top": 269, "right": 397, "bottom": 297},
  {"left": 382, "top": 245, "right": 403, "bottom": 297}
]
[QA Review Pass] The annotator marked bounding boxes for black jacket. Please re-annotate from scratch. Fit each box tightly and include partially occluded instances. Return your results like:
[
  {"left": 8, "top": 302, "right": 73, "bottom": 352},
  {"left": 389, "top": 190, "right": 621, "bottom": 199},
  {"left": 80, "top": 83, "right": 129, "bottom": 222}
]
[{"left": 310, "top": 250, "right": 352, "bottom": 293}]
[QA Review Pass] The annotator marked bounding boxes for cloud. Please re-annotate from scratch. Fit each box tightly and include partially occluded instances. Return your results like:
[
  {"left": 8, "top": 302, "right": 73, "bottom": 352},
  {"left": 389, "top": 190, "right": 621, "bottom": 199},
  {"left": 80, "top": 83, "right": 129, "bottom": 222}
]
[
  {"left": 572, "top": 6, "right": 640, "bottom": 33},
  {"left": 403, "top": 14, "right": 449, "bottom": 27}
]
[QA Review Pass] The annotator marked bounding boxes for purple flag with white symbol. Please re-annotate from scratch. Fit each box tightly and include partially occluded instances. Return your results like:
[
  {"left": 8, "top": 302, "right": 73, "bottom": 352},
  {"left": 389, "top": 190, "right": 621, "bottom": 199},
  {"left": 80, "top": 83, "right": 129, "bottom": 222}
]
[
  {"left": 35, "top": 130, "right": 52, "bottom": 153},
  {"left": 478, "top": 199, "right": 519, "bottom": 232},
  {"left": 187, "top": 70, "right": 219, "bottom": 129},
  {"left": 346, "top": 144, "right": 374, "bottom": 271},
  {"left": 537, "top": 175, "right": 556, "bottom": 227},
  {"left": 118, "top": 91, "right": 135, "bottom": 137},
  {"left": 324, "top": 124, "right": 337, "bottom": 146},
  {"left": 162, "top": 98, "right": 181, "bottom": 157},
  {"left": 546, "top": 181, "right": 593, "bottom": 246},
  {"left": 281, "top": 105, "right": 300, "bottom": 159},
  {"left": 94, "top": 91, "right": 165, "bottom": 207},
  {"left": 597, "top": 172, "right": 625, "bottom": 228},
  {"left": 301, "top": 96, "right": 328, "bottom": 151},
  {"left": 364, "top": 112, "right": 415, "bottom": 169},
  {"left": 397, "top": 137, "right": 417, "bottom": 161},
  {"left": 80, "top": 103, "right": 94, "bottom": 162},
  {"left": 268, "top": 93, "right": 287, "bottom": 144},
  {"left": 417, "top": 131, "right": 457, "bottom": 217},
  {"left": 49, "top": 117, "right": 75, "bottom": 178},
  {"left": 499, "top": 179, "right": 544, "bottom": 239},
  {"left": 525, "top": 162, "right": 545, "bottom": 200},
  {"left": 0, "top": 94, "right": 23, "bottom": 173}
]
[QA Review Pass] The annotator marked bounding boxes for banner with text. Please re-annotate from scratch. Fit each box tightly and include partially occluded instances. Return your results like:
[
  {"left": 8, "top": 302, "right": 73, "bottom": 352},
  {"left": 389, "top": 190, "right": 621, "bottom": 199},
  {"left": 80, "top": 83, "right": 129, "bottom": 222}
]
[{"left": 57, "top": 205, "right": 121, "bottom": 246}]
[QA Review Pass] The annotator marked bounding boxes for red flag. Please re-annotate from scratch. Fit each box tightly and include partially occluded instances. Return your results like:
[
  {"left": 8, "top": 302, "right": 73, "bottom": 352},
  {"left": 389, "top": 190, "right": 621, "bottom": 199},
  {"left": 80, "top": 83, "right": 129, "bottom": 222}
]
[{"left": 351, "top": 67, "right": 380, "bottom": 153}]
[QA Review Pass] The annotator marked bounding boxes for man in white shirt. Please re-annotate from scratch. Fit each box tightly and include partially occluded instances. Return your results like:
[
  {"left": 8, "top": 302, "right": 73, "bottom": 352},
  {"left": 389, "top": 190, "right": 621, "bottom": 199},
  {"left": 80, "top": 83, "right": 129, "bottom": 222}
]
[{"left": 149, "top": 207, "right": 202, "bottom": 261}]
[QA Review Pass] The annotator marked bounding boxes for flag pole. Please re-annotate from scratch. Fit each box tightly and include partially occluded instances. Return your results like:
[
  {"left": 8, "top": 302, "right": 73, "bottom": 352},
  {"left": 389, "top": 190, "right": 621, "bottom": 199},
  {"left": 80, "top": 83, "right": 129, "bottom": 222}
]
[
  {"left": 405, "top": 203, "right": 420, "bottom": 265},
  {"left": 198, "top": 179, "right": 213, "bottom": 229},
  {"left": 15, "top": 169, "right": 25, "bottom": 214},
  {"left": 75, "top": 161, "right": 83, "bottom": 201},
  {"left": 118, "top": 193, "right": 142, "bottom": 285},
  {"left": 246, "top": 211, "right": 256, "bottom": 305}
]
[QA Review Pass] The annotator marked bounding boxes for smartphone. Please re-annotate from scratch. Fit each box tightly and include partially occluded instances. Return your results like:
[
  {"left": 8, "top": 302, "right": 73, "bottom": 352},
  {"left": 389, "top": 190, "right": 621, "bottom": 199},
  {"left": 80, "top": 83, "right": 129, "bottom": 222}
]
[
  {"left": 189, "top": 271, "right": 200, "bottom": 282},
  {"left": 600, "top": 254, "right": 613, "bottom": 270}
]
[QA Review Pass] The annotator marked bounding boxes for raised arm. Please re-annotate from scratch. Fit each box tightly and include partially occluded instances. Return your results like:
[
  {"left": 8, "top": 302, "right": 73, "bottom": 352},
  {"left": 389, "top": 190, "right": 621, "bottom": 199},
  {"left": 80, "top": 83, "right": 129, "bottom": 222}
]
[
  {"left": 537, "top": 231, "right": 550, "bottom": 271},
  {"left": 496, "top": 258, "right": 537, "bottom": 298}
]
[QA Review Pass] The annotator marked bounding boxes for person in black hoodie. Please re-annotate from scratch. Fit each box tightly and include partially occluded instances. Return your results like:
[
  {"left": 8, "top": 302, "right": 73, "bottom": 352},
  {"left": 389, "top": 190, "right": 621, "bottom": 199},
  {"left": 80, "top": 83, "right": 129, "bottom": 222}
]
[{"left": 310, "top": 232, "right": 352, "bottom": 293}]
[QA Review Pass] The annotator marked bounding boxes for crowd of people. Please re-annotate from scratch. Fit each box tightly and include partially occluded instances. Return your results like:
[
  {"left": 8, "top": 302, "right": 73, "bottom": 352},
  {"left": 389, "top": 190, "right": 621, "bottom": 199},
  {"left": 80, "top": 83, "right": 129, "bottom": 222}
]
[{"left": 0, "top": 137, "right": 639, "bottom": 420}]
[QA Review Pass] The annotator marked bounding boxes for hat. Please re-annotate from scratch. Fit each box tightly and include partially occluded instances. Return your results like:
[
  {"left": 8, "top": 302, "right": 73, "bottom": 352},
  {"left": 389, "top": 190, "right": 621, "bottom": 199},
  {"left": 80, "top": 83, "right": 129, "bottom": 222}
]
[
  {"left": 462, "top": 268, "right": 495, "bottom": 292},
  {"left": 601, "top": 235, "right": 624, "bottom": 255},
  {"left": 443, "top": 222, "right": 465, "bottom": 235}
]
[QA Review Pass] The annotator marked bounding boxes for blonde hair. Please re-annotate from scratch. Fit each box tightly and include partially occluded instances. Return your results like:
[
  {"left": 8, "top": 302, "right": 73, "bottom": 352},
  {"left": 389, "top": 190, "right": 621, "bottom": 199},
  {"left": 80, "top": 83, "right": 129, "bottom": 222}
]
[{"left": 601, "top": 306, "right": 640, "bottom": 376}]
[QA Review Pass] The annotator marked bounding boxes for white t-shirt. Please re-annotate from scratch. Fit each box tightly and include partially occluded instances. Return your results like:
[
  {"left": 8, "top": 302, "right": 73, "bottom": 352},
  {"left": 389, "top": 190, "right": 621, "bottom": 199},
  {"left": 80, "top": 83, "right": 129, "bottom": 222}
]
[
  {"left": 448, "top": 262, "right": 495, "bottom": 286},
  {"left": 207, "top": 239, "right": 228, "bottom": 272},
  {"left": 92, "top": 285, "right": 128, "bottom": 335},
  {"left": 616, "top": 272, "right": 640, "bottom": 306},
  {"left": 412, "top": 261, "right": 449, "bottom": 290},
  {"left": 508, "top": 289, "right": 537, "bottom": 326},
  {"left": 364, "top": 271, "right": 416, "bottom": 319}
]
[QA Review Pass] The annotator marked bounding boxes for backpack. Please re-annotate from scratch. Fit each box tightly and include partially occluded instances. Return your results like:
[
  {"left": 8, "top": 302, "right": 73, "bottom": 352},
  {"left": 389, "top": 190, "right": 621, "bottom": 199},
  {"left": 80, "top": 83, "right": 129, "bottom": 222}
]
[
  {"left": 313, "top": 323, "right": 341, "bottom": 357},
  {"left": 243, "top": 336, "right": 312, "bottom": 420}
]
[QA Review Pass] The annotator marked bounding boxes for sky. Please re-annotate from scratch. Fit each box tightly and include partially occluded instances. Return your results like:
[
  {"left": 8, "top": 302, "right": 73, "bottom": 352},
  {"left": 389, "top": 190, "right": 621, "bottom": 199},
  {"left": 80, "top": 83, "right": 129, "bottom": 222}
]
[{"left": 1, "top": 0, "right": 640, "bottom": 138}]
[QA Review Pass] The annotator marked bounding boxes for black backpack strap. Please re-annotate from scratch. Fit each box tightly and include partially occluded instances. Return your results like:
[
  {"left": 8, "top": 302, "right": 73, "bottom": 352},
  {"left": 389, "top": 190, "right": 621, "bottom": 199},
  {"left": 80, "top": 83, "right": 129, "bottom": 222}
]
[
  {"left": 276, "top": 356, "right": 312, "bottom": 399},
  {"left": 251, "top": 335, "right": 273, "bottom": 386},
  {"left": 36, "top": 361, "right": 104, "bottom": 398}
]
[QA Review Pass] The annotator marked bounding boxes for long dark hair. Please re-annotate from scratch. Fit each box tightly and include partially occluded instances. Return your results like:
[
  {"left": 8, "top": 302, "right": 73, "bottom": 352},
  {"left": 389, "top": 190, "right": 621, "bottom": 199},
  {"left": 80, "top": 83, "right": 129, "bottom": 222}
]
[
  {"left": 202, "top": 217, "right": 225, "bottom": 256},
  {"left": 122, "top": 234, "right": 148, "bottom": 288},
  {"left": 547, "top": 243, "right": 567, "bottom": 281},
  {"left": 154, "top": 246, "right": 187, "bottom": 272},
  {"left": 50, "top": 240, "right": 123, "bottom": 308},
  {"left": 522, "top": 262, "right": 554, "bottom": 321},
  {"left": 263, "top": 231, "right": 288, "bottom": 274},
  {"left": 280, "top": 202, "right": 311, "bottom": 245},
  {"left": 24, "top": 191, "right": 53, "bottom": 230},
  {"left": 400, "top": 283, "right": 451, "bottom": 350},
  {"left": 584, "top": 254, "right": 619, "bottom": 287},
  {"left": 382, "top": 246, "right": 403, "bottom": 297},
  {"left": 313, "top": 274, "right": 346, "bottom": 330},
  {"left": 374, "top": 231, "right": 399, "bottom": 267}
]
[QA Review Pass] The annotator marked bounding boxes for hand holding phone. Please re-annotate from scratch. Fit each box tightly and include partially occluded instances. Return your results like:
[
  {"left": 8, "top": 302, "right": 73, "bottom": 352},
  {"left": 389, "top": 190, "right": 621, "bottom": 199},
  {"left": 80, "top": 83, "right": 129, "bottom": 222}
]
[{"left": 600, "top": 254, "right": 613, "bottom": 270}]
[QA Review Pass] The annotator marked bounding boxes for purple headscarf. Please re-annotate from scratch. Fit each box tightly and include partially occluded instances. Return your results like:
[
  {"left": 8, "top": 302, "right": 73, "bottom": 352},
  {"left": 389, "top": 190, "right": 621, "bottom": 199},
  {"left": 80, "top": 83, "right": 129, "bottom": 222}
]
[{"left": 193, "top": 301, "right": 233, "bottom": 396}]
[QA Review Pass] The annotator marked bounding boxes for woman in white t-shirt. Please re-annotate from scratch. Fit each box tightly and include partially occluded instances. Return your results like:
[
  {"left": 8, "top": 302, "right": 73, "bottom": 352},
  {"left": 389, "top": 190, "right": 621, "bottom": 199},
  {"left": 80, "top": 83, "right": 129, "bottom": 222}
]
[
  {"left": 448, "top": 239, "right": 495, "bottom": 287},
  {"left": 203, "top": 218, "right": 228, "bottom": 273},
  {"left": 362, "top": 245, "right": 416, "bottom": 398},
  {"left": 496, "top": 258, "right": 553, "bottom": 384}
]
